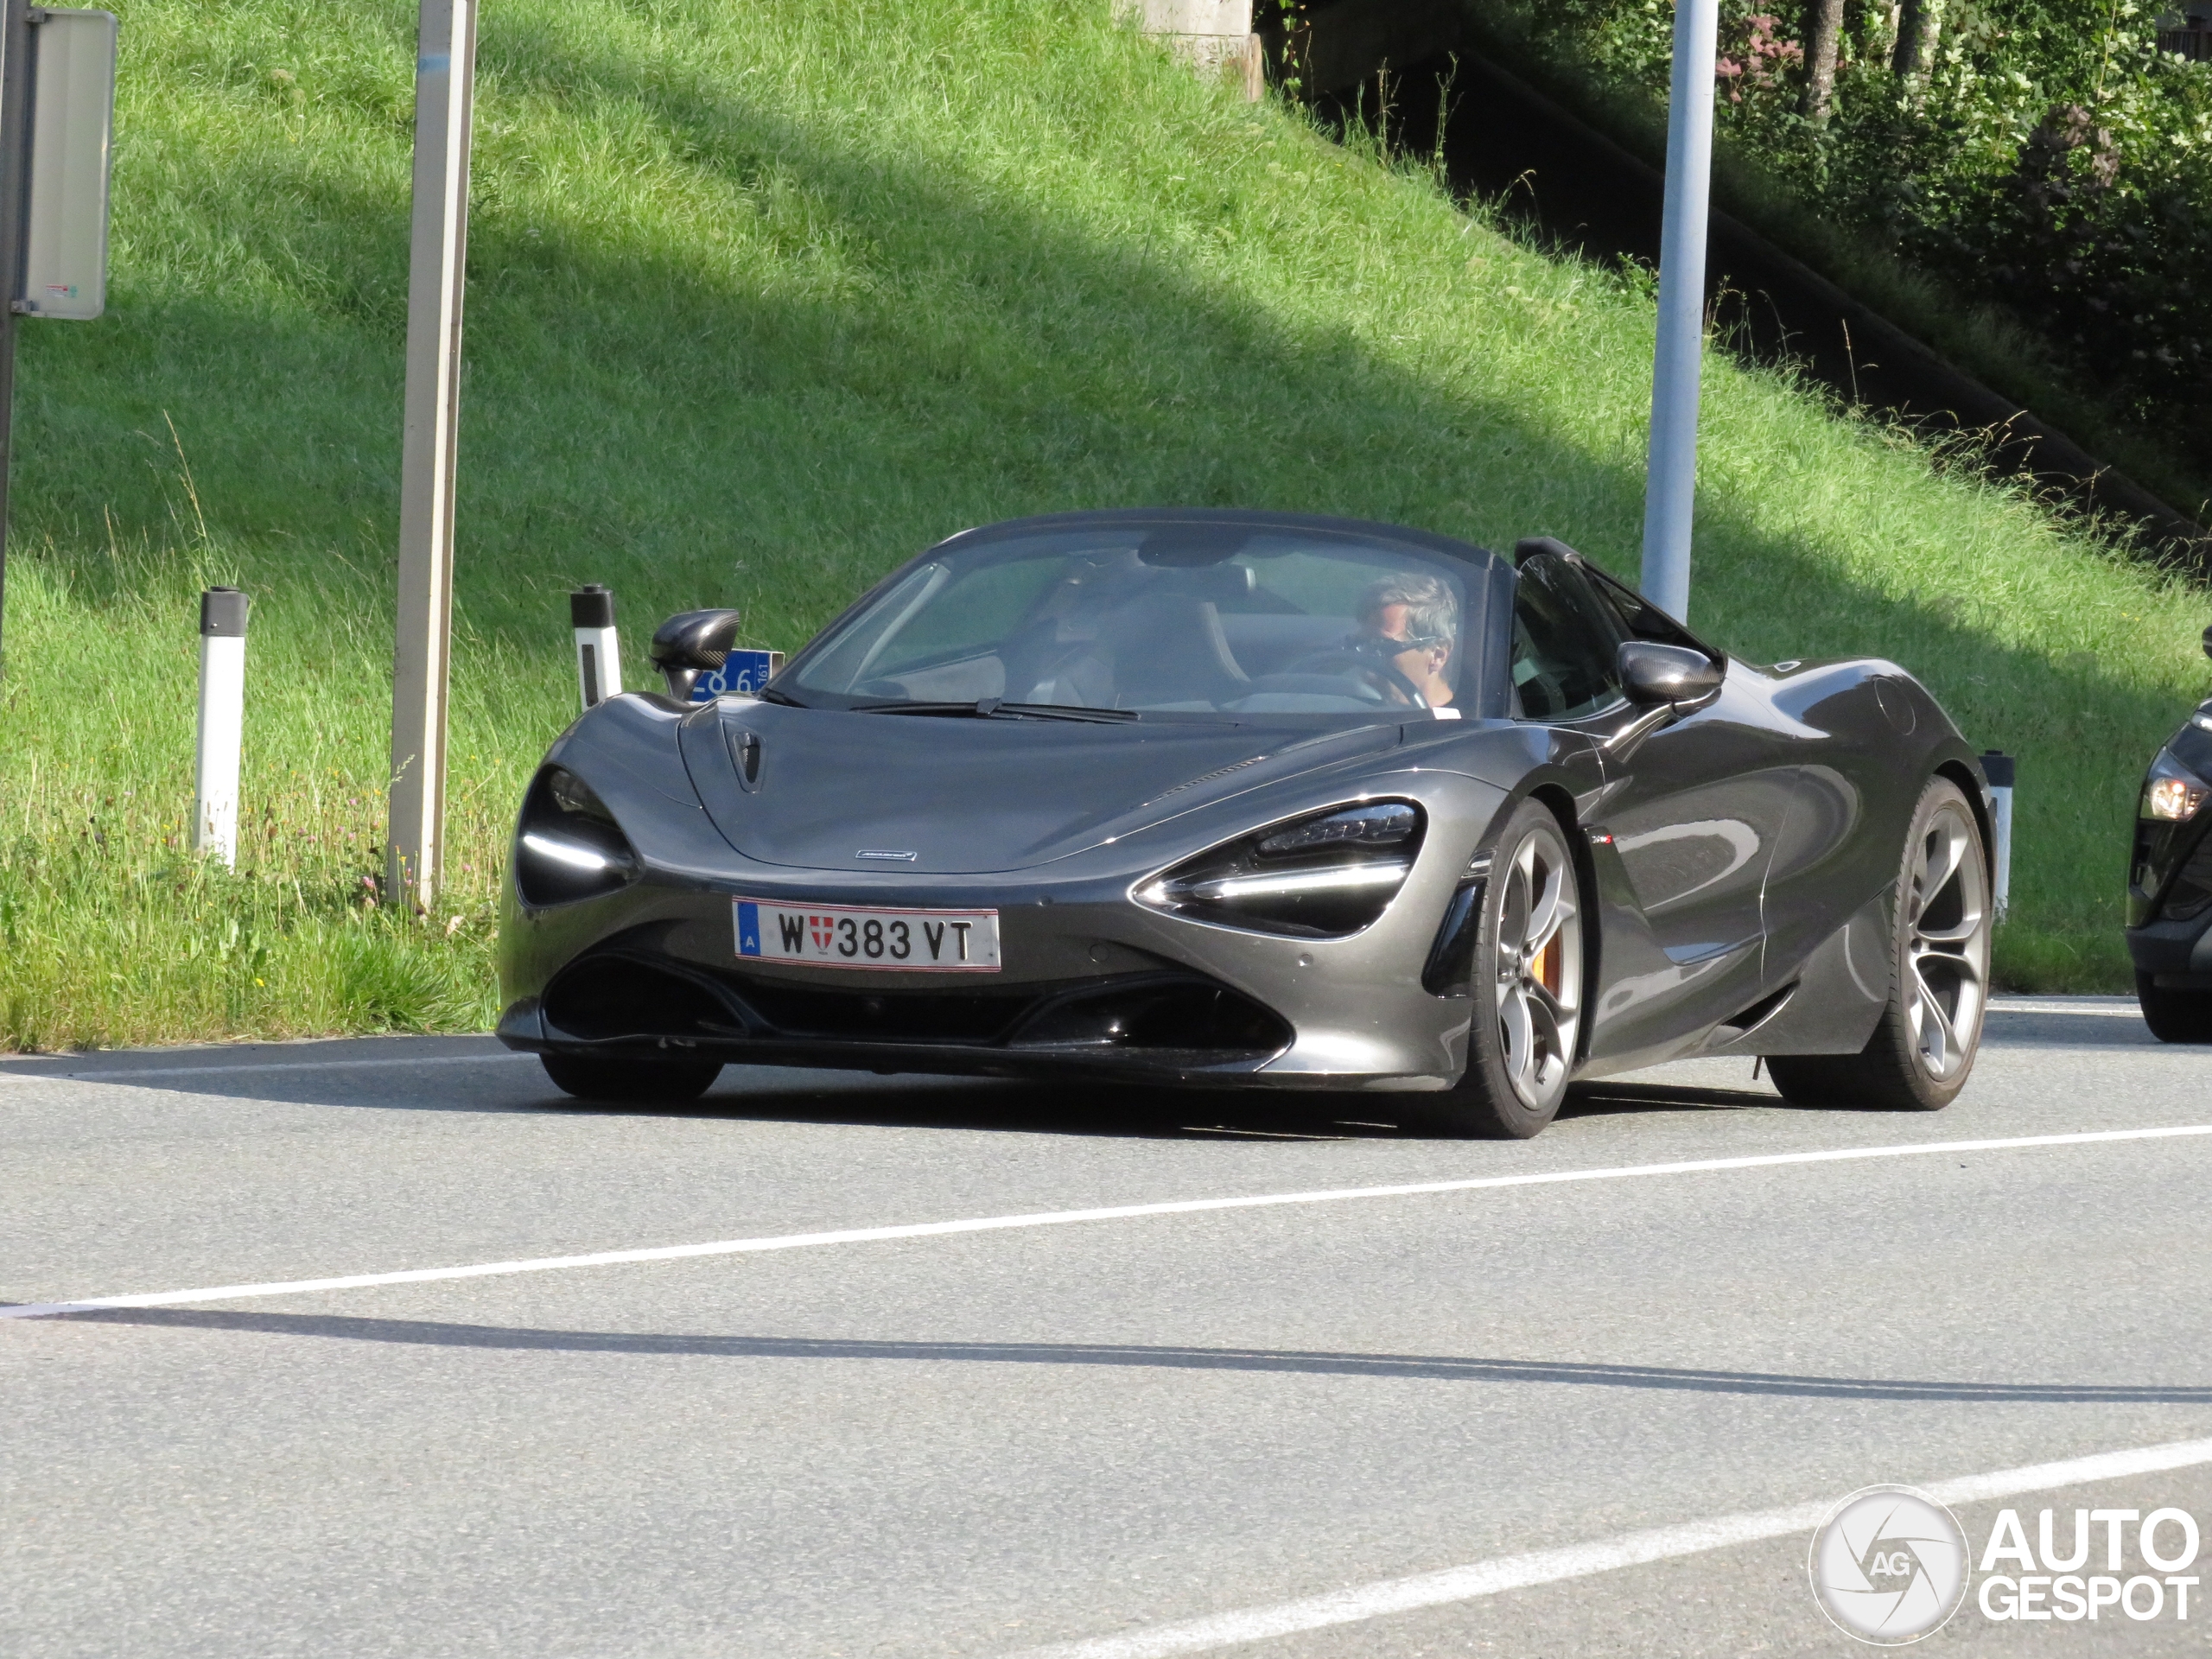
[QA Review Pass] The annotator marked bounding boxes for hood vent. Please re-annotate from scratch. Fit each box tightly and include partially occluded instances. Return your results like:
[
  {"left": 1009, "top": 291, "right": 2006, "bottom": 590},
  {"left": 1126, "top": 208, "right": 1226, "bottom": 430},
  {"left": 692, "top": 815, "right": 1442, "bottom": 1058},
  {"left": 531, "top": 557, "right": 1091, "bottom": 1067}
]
[{"left": 1140, "top": 752, "right": 1271, "bottom": 808}]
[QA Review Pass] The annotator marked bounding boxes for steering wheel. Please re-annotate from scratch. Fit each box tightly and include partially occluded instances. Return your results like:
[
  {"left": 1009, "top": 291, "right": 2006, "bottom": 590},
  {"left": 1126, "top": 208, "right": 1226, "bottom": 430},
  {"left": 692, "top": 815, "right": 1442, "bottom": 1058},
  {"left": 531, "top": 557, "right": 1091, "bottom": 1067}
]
[{"left": 1281, "top": 650, "right": 1430, "bottom": 711}]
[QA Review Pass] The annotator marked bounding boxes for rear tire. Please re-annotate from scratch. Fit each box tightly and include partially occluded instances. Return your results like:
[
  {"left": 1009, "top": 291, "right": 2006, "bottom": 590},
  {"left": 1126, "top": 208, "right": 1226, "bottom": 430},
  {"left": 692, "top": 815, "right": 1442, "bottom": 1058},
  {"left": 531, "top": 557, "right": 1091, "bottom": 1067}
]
[
  {"left": 1767, "top": 776, "right": 1990, "bottom": 1111},
  {"left": 2138, "top": 972, "right": 2212, "bottom": 1042},
  {"left": 541, "top": 1052, "right": 723, "bottom": 1103},
  {"left": 1412, "top": 798, "right": 1586, "bottom": 1139}
]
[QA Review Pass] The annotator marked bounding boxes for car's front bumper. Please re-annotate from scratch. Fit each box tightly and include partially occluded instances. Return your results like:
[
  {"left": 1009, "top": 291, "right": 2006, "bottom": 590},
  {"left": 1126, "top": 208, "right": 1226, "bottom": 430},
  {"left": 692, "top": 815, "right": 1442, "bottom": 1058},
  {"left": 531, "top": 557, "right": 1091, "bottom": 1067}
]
[
  {"left": 496, "top": 773, "right": 1512, "bottom": 1092},
  {"left": 2125, "top": 907, "right": 2212, "bottom": 987}
]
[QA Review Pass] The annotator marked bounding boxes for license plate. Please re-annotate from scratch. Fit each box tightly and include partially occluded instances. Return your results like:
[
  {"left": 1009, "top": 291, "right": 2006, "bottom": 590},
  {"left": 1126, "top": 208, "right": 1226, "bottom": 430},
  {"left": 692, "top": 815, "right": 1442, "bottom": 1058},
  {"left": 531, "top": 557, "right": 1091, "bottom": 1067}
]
[{"left": 733, "top": 899, "right": 1001, "bottom": 972}]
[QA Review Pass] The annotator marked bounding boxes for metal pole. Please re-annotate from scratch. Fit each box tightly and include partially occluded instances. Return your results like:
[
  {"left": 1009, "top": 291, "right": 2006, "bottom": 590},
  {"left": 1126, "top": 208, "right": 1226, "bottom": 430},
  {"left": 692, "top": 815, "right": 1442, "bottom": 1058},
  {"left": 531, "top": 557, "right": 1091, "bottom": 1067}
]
[
  {"left": 387, "top": 0, "right": 477, "bottom": 911},
  {"left": 1639, "top": 0, "right": 1719, "bottom": 623},
  {"left": 194, "top": 587, "right": 248, "bottom": 869},
  {"left": 0, "top": 0, "right": 35, "bottom": 677}
]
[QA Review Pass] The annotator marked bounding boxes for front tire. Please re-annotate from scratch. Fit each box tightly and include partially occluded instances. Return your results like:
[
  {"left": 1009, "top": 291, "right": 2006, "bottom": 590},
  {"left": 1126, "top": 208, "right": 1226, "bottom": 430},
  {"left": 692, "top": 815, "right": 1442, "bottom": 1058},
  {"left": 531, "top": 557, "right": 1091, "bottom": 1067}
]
[
  {"left": 2137, "top": 972, "right": 2212, "bottom": 1043},
  {"left": 1768, "top": 776, "right": 1991, "bottom": 1110},
  {"left": 542, "top": 1052, "right": 723, "bottom": 1103},
  {"left": 1416, "top": 799, "right": 1586, "bottom": 1138}
]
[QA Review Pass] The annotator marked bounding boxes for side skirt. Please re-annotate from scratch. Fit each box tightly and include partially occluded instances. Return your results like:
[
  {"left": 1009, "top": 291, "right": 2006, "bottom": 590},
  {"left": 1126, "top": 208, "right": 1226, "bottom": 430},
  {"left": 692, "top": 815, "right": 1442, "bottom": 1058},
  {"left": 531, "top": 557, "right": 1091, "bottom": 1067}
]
[{"left": 1711, "top": 887, "right": 1891, "bottom": 1057}]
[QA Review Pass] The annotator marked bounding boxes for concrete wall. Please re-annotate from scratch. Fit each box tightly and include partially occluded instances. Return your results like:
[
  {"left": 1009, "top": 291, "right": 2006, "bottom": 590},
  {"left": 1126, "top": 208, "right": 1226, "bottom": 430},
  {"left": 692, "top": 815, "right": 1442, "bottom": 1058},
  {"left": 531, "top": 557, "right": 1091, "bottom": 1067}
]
[{"left": 1116, "top": 0, "right": 1262, "bottom": 97}]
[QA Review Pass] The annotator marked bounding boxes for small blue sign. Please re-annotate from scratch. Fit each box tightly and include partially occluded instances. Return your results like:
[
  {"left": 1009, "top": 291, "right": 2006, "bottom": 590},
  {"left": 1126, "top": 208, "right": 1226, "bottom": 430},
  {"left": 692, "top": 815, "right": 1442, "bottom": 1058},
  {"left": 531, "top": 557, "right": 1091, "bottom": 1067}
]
[
  {"left": 690, "top": 649, "right": 780, "bottom": 702},
  {"left": 736, "top": 900, "right": 762, "bottom": 957}
]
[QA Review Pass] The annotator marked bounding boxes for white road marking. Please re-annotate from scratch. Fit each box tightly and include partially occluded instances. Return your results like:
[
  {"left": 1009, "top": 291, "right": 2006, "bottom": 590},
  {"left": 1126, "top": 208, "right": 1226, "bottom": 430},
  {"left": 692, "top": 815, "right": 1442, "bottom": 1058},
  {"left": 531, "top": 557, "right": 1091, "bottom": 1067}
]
[
  {"left": 5, "top": 1122, "right": 2208, "bottom": 1322},
  {"left": 0, "top": 1052, "right": 535, "bottom": 1084},
  {"left": 1008, "top": 1436, "right": 2212, "bottom": 1659},
  {"left": 1985, "top": 1000, "right": 2143, "bottom": 1018}
]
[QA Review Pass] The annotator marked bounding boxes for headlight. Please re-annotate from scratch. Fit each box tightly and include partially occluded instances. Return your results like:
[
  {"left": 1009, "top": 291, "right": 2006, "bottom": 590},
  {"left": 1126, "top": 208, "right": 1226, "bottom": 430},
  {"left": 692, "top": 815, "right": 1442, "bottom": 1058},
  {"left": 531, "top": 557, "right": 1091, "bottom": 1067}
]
[
  {"left": 1135, "top": 801, "right": 1424, "bottom": 938},
  {"left": 2142, "top": 751, "right": 2209, "bottom": 823},
  {"left": 514, "top": 766, "right": 639, "bottom": 905}
]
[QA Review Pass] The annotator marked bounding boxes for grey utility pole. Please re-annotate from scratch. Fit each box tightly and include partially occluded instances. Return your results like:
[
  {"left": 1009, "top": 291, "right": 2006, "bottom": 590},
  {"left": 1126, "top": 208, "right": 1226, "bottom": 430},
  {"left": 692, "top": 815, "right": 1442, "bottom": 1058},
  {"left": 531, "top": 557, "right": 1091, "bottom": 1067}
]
[
  {"left": 1640, "top": 0, "right": 1719, "bottom": 623},
  {"left": 0, "top": 2, "right": 117, "bottom": 673},
  {"left": 387, "top": 0, "right": 477, "bottom": 910},
  {"left": 0, "top": 0, "right": 35, "bottom": 671}
]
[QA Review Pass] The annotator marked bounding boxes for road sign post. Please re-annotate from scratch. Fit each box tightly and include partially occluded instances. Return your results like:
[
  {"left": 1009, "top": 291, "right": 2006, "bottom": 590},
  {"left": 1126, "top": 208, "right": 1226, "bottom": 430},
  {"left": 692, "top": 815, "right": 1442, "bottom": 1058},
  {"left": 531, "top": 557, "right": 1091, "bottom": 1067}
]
[
  {"left": 1640, "top": 0, "right": 1719, "bottom": 623},
  {"left": 0, "top": 3, "right": 115, "bottom": 674},
  {"left": 387, "top": 0, "right": 477, "bottom": 912}
]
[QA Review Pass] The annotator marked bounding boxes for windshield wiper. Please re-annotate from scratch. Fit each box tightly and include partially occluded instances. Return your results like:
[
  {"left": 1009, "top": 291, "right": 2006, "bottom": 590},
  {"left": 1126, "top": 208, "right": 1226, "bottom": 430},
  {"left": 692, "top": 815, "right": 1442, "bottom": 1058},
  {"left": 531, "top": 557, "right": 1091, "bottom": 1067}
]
[
  {"left": 754, "top": 685, "right": 808, "bottom": 709},
  {"left": 997, "top": 700, "right": 1141, "bottom": 723},
  {"left": 851, "top": 697, "right": 1140, "bottom": 724}
]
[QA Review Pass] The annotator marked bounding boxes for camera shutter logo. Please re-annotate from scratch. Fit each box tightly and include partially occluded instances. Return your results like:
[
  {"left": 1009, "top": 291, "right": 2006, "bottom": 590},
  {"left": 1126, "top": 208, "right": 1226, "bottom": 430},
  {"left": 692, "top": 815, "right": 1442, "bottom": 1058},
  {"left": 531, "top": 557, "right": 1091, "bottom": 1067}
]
[{"left": 1809, "top": 1485, "right": 1970, "bottom": 1643}]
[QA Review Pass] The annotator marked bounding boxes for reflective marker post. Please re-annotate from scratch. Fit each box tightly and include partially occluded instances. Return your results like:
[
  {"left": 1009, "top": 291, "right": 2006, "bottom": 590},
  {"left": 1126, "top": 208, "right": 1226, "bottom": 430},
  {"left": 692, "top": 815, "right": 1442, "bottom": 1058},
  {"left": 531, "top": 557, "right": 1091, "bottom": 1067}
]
[
  {"left": 1639, "top": 0, "right": 1719, "bottom": 624},
  {"left": 570, "top": 583, "right": 619, "bottom": 710},
  {"left": 194, "top": 588, "right": 248, "bottom": 869},
  {"left": 1982, "top": 750, "right": 2014, "bottom": 921}
]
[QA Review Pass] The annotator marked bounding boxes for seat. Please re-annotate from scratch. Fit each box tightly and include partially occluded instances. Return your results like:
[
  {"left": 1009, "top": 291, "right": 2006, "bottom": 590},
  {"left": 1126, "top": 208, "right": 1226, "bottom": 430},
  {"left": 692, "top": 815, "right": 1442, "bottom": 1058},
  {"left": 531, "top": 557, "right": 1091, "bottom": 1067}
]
[{"left": 1076, "top": 594, "right": 1252, "bottom": 709}]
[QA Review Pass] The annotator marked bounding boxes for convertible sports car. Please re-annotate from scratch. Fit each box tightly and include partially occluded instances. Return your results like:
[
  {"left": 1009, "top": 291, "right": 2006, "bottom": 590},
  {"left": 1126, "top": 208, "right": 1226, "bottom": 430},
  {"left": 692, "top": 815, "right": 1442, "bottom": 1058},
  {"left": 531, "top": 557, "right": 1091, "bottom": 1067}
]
[
  {"left": 497, "top": 509, "right": 1999, "bottom": 1137},
  {"left": 2126, "top": 626, "right": 2212, "bottom": 1042}
]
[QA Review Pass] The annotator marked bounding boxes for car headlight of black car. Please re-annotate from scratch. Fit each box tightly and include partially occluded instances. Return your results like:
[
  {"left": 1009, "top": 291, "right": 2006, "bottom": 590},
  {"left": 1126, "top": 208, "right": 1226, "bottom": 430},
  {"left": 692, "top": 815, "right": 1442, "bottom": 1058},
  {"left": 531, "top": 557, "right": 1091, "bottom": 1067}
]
[
  {"left": 2142, "top": 750, "right": 2209, "bottom": 823},
  {"left": 514, "top": 766, "right": 640, "bottom": 906},
  {"left": 1135, "top": 801, "right": 1424, "bottom": 938}
]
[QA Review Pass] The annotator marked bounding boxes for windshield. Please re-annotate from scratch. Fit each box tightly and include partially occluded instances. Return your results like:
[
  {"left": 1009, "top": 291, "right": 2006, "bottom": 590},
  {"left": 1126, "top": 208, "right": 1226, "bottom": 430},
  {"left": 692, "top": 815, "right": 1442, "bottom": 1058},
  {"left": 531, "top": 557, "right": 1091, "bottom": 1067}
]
[{"left": 782, "top": 519, "right": 1481, "bottom": 719}]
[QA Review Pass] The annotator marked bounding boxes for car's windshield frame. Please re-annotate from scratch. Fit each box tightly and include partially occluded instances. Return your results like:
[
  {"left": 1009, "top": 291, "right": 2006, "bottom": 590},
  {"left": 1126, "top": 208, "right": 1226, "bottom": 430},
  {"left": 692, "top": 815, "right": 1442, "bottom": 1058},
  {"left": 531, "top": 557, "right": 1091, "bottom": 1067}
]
[{"left": 768, "top": 510, "right": 1508, "bottom": 727}]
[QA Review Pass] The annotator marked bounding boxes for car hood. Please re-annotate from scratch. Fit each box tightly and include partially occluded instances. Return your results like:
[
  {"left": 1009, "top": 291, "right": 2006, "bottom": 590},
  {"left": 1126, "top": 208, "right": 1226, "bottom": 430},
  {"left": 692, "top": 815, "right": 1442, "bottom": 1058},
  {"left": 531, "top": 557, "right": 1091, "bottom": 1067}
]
[{"left": 677, "top": 702, "right": 1403, "bottom": 874}]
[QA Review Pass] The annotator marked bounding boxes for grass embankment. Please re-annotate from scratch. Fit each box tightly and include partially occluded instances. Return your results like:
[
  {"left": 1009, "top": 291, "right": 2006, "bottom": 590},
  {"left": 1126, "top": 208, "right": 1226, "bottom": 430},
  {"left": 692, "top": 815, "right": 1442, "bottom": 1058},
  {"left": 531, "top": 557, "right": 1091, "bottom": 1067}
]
[{"left": 2, "top": 0, "right": 2204, "bottom": 1049}]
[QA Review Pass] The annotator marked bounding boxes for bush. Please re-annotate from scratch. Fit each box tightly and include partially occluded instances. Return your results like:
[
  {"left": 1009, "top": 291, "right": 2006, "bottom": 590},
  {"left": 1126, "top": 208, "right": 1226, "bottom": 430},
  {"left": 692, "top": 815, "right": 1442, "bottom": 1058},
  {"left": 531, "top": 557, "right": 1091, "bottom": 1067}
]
[{"left": 1508, "top": 0, "right": 2212, "bottom": 483}]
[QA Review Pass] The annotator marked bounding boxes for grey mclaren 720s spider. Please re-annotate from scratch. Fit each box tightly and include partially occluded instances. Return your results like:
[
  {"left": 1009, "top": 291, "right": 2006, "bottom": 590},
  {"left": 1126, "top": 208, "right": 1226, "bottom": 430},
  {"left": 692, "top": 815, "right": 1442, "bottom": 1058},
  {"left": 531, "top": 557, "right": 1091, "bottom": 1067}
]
[{"left": 496, "top": 509, "right": 1999, "bottom": 1137}]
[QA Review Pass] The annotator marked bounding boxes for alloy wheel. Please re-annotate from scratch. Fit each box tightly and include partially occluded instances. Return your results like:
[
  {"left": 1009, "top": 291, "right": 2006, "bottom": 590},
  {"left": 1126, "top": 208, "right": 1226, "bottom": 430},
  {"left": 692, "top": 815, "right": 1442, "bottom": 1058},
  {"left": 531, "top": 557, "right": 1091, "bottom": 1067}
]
[
  {"left": 1495, "top": 823, "right": 1583, "bottom": 1111},
  {"left": 1903, "top": 799, "right": 1989, "bottom": 1081}
]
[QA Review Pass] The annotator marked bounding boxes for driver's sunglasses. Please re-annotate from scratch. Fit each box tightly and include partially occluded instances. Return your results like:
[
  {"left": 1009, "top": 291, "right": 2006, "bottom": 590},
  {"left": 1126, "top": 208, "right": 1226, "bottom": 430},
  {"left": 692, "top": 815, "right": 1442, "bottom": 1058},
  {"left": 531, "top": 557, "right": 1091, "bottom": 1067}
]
[{"left": 1400, "top": 633, "right": 1452, "bottom": 652}]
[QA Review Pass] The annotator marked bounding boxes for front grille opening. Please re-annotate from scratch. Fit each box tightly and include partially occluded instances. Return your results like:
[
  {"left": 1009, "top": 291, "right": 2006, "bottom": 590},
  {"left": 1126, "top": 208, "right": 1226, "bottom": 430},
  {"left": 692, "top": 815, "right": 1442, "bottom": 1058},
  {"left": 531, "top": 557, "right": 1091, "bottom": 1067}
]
[
  {"left": 1009, "top": 977, "right": 1291, "bottom": 1056},
  {"left": 730, "top": 974, "right": 1035, "bottom": 1044},
  {"left": 541, "top": 947, "right": 1289, "bottom": 1064},
  {"left": 543, "top": 957, "right": 729, "bottom": 1042}
]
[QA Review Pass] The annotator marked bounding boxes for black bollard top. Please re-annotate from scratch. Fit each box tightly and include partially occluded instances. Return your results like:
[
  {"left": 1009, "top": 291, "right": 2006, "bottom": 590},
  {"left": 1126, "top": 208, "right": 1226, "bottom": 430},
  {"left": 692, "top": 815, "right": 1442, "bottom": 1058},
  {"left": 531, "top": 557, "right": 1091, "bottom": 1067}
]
[
  {"left": 571, "top": 584, "right": 615, "bottom": 630},
  {"left": 200, "top": 588, "right": 249, "bottom": 638}
]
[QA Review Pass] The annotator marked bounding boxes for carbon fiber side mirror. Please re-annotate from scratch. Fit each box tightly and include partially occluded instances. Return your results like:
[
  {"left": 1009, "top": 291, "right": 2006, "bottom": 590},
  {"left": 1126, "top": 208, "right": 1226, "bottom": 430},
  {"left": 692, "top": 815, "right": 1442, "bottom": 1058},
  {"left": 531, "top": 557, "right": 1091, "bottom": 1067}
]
[
  {"left": 650, "top": 608, "right": 743, "bottom": 701},
  {"left": 1618, "top": 639, "right": 1721, "bottom": 707}
]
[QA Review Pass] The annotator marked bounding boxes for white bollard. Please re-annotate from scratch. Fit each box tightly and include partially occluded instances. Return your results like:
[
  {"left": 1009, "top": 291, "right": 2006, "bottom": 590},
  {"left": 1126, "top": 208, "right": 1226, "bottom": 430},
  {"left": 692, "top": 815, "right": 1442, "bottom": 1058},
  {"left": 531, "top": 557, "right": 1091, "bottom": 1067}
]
[
  {"left": 571, "top": 583, "right": 620, "bottom": 710},
  {"left": 194, "top": 587, "right": 248, "bottom": 868},
  {"left": 1982, "top": 749, "right": 2013, "bottom": 921}
]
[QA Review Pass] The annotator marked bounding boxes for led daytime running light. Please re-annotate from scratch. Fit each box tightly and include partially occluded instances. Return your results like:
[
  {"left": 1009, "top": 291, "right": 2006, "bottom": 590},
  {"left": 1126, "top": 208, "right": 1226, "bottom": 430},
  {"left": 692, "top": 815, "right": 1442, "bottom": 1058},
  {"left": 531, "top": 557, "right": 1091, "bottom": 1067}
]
[
  {"left": 1185, "top": 861, "right": 1411, "bottom": 902},
  {"left": 521, "top": 830, "right": 624, "bottom": 873}
]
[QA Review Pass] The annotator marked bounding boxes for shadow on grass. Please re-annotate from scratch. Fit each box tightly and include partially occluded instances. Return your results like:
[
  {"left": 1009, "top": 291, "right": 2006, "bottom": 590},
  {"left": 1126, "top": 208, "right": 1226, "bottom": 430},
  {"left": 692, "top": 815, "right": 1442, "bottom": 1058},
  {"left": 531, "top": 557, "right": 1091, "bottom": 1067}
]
[{"left": 58, "top": 1306, "right": 2212, "bottom": 1404}]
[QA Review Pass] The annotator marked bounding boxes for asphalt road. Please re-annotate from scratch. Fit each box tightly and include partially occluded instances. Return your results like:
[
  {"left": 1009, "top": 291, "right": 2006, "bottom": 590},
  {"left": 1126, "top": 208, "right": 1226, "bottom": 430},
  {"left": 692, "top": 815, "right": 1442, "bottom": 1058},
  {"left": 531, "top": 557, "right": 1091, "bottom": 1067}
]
[{"left": 5, "top": 997, "right": 2209, "bottom": 1656}]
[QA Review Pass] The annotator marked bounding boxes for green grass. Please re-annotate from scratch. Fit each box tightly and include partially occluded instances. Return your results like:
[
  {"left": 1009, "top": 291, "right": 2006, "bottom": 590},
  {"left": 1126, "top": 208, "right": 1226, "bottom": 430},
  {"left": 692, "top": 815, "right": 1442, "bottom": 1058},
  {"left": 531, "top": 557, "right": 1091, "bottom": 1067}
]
[{"left": 0, "top": 0, "right": 2205, "bottom": 1050}]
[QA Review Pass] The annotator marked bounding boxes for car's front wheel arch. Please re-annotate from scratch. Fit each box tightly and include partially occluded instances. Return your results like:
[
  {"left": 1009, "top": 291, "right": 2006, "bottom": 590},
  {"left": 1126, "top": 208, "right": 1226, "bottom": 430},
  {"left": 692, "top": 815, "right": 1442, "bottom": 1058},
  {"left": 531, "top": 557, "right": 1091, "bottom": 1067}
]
[{"left": 1935, "top": 756, "right": 1998, "bottom": 897}]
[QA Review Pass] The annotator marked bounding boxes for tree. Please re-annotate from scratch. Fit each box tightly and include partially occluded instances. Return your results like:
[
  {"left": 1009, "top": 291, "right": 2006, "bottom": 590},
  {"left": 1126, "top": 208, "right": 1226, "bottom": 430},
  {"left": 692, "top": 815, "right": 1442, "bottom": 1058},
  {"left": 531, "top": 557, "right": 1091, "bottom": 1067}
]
[
  {"left": 1799, "top": 0, "right": 1845, "bottom": 120},
  {"left": 1892, "top": 0, "right": 1936, "bottom": 76}
]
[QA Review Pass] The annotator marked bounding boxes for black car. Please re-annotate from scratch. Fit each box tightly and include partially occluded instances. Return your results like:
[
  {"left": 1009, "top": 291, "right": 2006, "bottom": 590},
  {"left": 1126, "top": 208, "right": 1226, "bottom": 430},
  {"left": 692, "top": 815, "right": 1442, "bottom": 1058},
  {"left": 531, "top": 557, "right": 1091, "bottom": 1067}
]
[
  {"left": 2127, "top": 626, "right": 2212, "bottom": 1042},
  {"left": 498, "top": 509, "right": 2000, "bottom": 1135}
]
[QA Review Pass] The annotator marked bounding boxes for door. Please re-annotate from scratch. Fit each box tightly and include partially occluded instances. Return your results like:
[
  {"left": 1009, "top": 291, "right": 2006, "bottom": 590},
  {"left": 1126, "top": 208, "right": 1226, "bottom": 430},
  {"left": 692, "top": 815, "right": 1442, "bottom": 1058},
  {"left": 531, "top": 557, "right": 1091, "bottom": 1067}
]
[{"left": 1510, "top": 552, "right": 1796, "bottom": 1065}]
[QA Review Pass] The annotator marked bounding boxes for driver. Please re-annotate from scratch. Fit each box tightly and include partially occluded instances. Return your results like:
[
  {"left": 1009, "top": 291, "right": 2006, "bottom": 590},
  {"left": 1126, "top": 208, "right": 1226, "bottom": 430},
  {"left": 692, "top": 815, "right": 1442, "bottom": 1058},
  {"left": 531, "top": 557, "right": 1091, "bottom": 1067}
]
[{"left": 1350, "top": 574, "right": 1458, "bottom": 707}]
